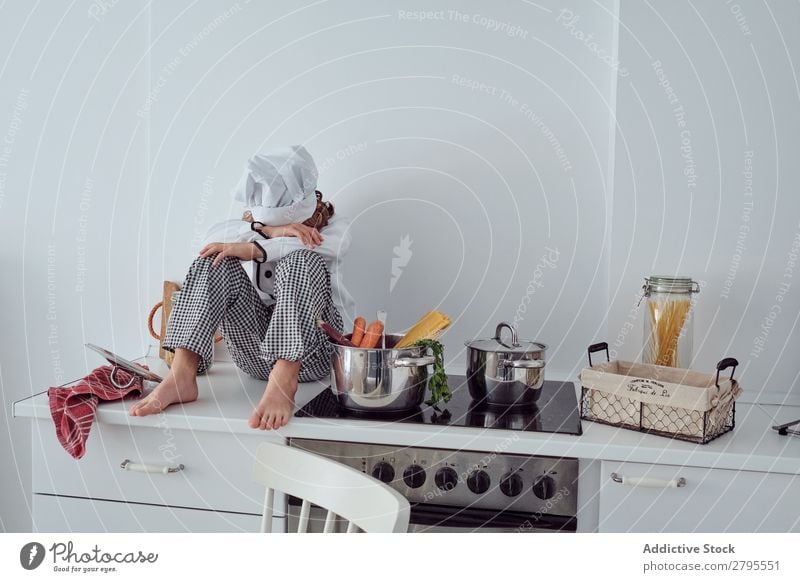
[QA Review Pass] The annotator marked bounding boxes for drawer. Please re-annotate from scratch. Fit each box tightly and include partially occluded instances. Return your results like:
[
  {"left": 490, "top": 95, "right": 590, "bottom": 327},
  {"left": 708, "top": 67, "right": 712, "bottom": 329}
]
[
  {"left": 32, "top": 494, "right": 261, "bottom": 532},
  {"left": 599, "top": 461, "right": 800, "bottom": 533},
  {"left": 32, "top": 418, "right": 283, "bottom": 515}
]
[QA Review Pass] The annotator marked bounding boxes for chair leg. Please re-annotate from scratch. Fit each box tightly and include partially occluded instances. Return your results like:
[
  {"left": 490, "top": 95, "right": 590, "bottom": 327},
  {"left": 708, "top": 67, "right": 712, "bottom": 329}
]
[
  {"left": 323, "top": 510, "right": 336, "bottom": 533},
  {"left": 297, "top": 499, "right": 311, "bottom": 533},
  {"left": 261, "top": 488, "right": 274, "bottom": 533}
]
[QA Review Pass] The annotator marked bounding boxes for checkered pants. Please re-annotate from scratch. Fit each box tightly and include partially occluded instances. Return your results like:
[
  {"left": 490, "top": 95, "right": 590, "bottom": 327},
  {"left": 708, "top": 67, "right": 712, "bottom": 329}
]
[{"left": 163, "top": 250, "right": 343, "bottom": 382}]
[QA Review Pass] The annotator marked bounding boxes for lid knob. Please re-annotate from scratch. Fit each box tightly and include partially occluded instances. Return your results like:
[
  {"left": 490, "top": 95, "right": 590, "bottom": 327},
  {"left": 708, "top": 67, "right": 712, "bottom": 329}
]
[{"left": 494, "top": 322, "right": 519, "bottom": 347}]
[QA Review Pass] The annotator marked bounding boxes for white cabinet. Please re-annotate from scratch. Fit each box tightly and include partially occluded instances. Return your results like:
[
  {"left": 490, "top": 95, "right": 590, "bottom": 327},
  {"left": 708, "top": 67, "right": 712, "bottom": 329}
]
[
  {"left": 31, "top": 417, "right": 284, "bottom": 532},
  {"left": 599, "top": 461, "right": 800, "bottom": 533},
  {"left": 33, "top": 494, "right": 260, "bottom": 532}
]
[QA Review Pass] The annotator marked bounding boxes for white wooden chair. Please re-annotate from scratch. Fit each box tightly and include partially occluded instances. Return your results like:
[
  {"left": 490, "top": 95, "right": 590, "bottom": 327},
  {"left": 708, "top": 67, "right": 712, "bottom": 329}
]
[{"left": 253, "top": 442, "right": 410, "bottom": 533}]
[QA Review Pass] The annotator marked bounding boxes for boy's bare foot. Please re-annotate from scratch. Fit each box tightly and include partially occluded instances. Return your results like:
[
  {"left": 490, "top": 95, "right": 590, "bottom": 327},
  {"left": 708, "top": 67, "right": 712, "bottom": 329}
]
[
  {"left": 249, "top": 360, "right": 300, "bottom": 430},
  {"left": 129, "top": 350, "right": 200, "bottom": 416}
]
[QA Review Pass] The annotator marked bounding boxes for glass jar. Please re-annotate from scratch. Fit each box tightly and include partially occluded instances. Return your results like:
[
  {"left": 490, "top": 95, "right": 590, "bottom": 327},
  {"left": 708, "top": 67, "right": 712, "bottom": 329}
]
[{"left": 641, "top": 276, "right": 700, "bottom": 368}]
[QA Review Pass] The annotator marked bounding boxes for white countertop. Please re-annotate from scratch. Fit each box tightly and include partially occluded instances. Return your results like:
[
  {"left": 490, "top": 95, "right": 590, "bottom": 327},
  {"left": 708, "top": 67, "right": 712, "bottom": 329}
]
[{"left": 13, "top": 357, "right": 800, "bottom": 475}]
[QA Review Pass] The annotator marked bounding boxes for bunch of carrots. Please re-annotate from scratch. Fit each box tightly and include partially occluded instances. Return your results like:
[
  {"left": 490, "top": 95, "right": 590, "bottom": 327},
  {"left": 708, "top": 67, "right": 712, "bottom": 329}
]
[
  {"left": 349, "top": 316, "right": 384, "bottom": 348},
  {"left": 317, "top": 317, "right": 384, "bottom": 348}
]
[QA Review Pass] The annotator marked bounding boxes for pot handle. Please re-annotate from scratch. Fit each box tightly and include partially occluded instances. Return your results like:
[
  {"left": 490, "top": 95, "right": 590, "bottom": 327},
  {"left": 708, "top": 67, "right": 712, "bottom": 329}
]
[
  {"left": 494, "top": 322, "right": 519, "bottom": 346},
  {"left": 393, "top": 356, "right": 436, "bottom": 368},
  {"left": 501, "top": 359, "right": 545, "bottom": 369}
]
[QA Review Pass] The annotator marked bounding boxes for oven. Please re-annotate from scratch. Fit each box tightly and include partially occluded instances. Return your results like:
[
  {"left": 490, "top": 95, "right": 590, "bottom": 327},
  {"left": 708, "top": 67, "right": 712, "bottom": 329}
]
[{"left": 285, "top": 438, "right": 578, "bottom": 533}]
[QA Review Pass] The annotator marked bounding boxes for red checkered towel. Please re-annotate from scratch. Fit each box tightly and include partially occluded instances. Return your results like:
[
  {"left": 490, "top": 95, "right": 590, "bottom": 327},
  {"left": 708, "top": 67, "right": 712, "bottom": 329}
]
[{"left": 48, "top": 365, "right": 145, "bottom": 459}]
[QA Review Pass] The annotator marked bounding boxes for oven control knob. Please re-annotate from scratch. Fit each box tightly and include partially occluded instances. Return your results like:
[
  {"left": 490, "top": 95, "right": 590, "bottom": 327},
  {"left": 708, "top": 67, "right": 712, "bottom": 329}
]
[
  {"left": 499, "top": 472, "right": 524, "bottom": 497},
  {"left": 434, "top": 467, "right": 459, "bottom": 491},
  {"left": 371, "top": 462, "right": 395, "bottom": 484},
  {"left": 532, "top": 475, "right": 557, "bottom": 500},
  {"left": 403, "top": 465, "right": 426, "bottom": 489},
  {"left": 467, "top": 470, "right": 491, "bottom": 494}
]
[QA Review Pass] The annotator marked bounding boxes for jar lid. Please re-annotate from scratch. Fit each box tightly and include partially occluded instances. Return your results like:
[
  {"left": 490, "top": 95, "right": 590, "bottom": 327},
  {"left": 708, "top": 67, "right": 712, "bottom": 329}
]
[
  {"left": 644, "top": 276, "right": 699, "bottom": 294},
  {"left": 465, "top": 322, "right": 547, "bottom": 354}
]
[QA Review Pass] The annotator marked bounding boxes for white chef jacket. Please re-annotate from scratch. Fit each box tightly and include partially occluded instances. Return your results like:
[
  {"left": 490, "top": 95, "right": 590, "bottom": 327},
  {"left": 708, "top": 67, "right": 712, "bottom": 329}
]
[{"left": 201, "top": 214, "right": 355, "bottom": 325}]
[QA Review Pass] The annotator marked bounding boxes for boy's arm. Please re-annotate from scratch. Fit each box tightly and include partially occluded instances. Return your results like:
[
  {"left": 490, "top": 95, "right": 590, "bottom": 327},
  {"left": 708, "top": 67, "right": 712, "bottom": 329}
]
[{"left": 253, "top": 216, "right": 351, "bottom": 263}]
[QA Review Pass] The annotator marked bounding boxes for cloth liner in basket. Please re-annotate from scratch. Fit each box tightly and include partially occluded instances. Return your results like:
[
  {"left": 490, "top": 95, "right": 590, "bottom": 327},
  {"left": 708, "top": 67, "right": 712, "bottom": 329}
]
[{"left": 579, "top": 344, "right": 742, "bottom": 443}]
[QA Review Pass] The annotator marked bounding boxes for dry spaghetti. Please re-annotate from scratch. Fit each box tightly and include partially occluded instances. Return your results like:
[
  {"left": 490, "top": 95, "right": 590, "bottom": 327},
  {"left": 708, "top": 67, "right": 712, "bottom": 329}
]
[{"left": 645, "top": 298, "right": 692, "bottom": 367}]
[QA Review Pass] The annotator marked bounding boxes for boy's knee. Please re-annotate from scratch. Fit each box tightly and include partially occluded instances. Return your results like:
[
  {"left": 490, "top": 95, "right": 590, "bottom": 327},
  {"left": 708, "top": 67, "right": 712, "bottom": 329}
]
[
  {"left": 191, "top": 255, "right": 240, "bottom": 271},
  {"left": 276, "top": 249, "right": 325, "bottom": 276}
]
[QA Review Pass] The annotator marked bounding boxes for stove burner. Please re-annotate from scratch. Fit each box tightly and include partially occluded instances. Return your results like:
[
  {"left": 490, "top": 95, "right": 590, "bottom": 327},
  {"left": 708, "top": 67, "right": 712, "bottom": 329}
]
[{"left": 296, "top": 374, "right": 582, "bottom": 436}]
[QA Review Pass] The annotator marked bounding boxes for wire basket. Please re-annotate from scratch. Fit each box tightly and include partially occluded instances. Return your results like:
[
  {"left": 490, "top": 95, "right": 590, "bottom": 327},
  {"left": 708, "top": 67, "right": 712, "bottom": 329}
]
[{"left": 579, "top": 343, "right": 739, "bottom": 444}]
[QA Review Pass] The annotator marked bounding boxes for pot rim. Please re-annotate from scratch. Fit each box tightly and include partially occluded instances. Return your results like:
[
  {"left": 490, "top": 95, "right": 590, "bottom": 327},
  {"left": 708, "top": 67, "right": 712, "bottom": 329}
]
[{"left": 333, "top": 333, "right": 427, "bottom": 353}]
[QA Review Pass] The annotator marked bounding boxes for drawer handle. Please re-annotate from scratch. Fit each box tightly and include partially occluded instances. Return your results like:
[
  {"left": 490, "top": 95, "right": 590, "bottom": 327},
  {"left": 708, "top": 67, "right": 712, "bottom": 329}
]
[
  {"left": 120, "top": 459, "right": 185, "bottom": 474},
  {"left": 611, "top": 472, "right": 686, "bottom": 488}
]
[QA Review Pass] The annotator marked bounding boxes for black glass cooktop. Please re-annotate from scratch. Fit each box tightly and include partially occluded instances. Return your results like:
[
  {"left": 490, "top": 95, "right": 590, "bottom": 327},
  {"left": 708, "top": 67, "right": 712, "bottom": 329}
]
[{"left": 296, "top": 375, "right": 583, "bottom": 436}]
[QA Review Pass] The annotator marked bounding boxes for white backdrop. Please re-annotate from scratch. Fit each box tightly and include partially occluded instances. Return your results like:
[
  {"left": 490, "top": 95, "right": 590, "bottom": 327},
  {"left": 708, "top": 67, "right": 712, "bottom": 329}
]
[
  {"left": 147, "top": 0, "right": 617, "bottom": 380},
  {"left": 1, "top": 0, "right": 798, "bottom": 532}
]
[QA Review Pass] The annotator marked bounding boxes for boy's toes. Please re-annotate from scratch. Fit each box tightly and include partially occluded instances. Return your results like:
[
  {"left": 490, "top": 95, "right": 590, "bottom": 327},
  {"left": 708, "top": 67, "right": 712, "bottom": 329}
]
[{"left": 248, "top": 409, "right": 262, "bottom": 429}]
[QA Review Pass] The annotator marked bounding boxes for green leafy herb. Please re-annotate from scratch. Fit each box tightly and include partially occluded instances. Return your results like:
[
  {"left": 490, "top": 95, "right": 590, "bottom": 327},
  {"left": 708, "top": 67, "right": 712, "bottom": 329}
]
[{"left": 414, "top": 339, "right": 452, "bottom": 408}]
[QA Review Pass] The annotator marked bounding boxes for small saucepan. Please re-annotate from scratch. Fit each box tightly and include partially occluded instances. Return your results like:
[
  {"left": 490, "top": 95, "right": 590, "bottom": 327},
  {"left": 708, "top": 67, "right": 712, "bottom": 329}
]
[{"left": 465, "top": 322, "right": 546, "bottom": 407}]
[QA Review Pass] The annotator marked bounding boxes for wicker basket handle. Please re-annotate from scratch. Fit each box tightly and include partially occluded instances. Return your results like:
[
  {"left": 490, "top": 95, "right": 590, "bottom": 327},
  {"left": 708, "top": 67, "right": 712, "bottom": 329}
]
[
  {"left": 148, "top": 301, "right": 164, "bottom": 340},
  {"left": 587, "top": 342, "right": 610, "bottom": 367},
  {"left": 715, "top": 357, "right": 738, "bottom": 387}
]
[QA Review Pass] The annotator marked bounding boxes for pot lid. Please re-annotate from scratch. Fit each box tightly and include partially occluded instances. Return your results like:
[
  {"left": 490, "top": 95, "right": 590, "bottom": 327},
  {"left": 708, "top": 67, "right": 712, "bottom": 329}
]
[{"left": 465, "top": 322, "right": 547, "bottom": 354}]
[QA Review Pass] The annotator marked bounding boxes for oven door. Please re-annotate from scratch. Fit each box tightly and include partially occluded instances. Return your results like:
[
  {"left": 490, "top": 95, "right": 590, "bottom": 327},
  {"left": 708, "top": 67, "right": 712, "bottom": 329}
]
[{"left": 286, "top": 497, "right": 576, "bottom": 533}]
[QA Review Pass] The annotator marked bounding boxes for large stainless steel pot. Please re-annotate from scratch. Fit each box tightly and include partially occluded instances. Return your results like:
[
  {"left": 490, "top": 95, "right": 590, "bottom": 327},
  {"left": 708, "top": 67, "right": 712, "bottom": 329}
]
[
  {"left": 465, "top": 322, "right": 546, "bottom": 407},
  {"left": 331, "top": 334, "right": 436, "bottom": 412}
]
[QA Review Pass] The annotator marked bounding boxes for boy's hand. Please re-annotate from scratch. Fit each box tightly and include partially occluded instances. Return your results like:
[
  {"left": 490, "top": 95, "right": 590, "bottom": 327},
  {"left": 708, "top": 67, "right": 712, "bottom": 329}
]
[
  {"left": 260, "top": 223, "right": 323, "bottom": 248},
  {"left": 200, "top": 242, "right": 263, "bottom": 266}
]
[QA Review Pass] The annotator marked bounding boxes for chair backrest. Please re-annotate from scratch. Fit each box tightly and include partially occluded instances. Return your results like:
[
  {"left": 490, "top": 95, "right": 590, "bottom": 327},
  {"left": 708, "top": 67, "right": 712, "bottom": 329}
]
[{"left": 253, "top": 441, "right": 410, "bottom": 533}]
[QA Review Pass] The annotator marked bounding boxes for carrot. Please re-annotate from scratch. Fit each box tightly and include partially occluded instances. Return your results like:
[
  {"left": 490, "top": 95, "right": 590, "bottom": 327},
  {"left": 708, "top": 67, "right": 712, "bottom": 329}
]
[
  {"left": 359, "top": 320, "right": 385, "bottom": 349},
  {"left": 351, "top": 316, "right": 367, "bottom": 347}
]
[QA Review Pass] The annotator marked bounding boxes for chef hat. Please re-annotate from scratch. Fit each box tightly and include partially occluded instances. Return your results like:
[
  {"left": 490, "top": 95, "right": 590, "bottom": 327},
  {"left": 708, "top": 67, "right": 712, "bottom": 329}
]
[{"left": 231, "top": 145, "right": 318, "bottom": 225}]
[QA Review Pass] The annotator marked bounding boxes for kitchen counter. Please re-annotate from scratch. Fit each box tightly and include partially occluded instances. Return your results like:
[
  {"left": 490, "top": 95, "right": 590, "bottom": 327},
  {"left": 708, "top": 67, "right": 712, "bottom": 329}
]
[{"left": 14, "top": 356, "right": 800, "bottom": 476}]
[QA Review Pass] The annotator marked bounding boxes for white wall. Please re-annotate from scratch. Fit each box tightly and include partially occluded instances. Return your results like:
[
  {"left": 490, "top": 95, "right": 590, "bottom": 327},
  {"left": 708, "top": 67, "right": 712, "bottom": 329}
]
[
  {"left": 0, "top": 1, "right": 150, "bottom": 531},
  {"left": 147, "top": 0, "right": 619, "bottom": 377},
  {"left": 608, "top": 1, "right": 800, "bottom": 403}
]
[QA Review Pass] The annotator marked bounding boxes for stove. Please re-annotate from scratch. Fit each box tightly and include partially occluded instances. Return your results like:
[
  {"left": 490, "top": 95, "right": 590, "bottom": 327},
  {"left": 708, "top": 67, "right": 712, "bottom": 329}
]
[
  {"left": 296, "top": 374, "right": 583, "bottom": 436},
  {"left": 290, "top": 375, "right": 582, "bottom": 532}
]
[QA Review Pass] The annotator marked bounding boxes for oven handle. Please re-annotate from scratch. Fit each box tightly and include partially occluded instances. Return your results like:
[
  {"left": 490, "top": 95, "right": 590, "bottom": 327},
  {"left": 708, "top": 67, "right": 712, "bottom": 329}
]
[
  {"left": 408, "top": 503, "right": 576, "bottom": 531},
  {"left": 611, "top": 472, "right": 686, "bottom": 488}
]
